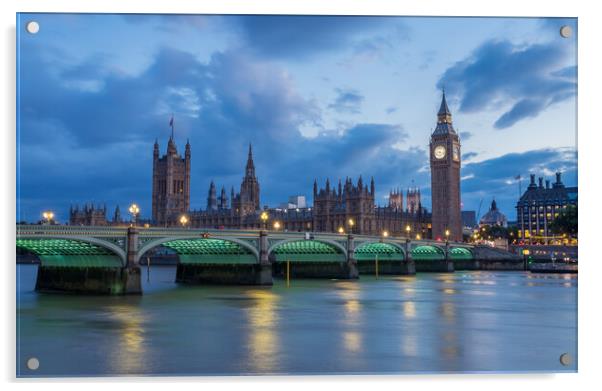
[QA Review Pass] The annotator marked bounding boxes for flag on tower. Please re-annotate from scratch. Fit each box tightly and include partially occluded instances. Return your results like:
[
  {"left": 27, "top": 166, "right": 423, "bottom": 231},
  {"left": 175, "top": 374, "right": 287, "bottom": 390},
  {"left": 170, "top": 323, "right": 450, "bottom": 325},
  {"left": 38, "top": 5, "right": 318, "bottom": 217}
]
[{"left": 169, "top": 116, "right": 174, "bottom": 127}]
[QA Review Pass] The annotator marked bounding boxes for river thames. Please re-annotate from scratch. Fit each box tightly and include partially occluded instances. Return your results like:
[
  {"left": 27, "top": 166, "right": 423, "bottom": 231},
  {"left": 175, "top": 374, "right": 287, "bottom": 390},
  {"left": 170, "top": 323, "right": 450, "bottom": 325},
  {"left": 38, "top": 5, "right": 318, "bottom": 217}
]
[{"left": 16, "top": 264, "right": 577, "bottom": 377}]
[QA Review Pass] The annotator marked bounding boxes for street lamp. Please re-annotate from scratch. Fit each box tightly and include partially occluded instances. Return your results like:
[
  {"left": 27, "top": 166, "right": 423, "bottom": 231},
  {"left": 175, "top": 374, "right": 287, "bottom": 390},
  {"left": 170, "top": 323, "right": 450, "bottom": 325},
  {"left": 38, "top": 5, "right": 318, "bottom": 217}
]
[
  {"left": 129, "top": 203, "right": 140, "bottom": 226},
  {"left": 260, "top": 211, "right": 269, "bottom": 229},
  {"left": 347, "top": 218, "right": 355, "bottom": 234},
  {"left": 415, "top": 233, "right": 421, "bottom": 240},
  {"left": 42, "top": 211, "right": 54, "bottom": 225},
  {"left": 405, "top": 224, "right": 411, "bottom": 238},
  {"left": 445, "top": 228, "right": 450, "bottom": 243},
  {"left": 382, "top": 230, "right": 389, "bottom": 238},
  {"left": 338, "top": 226, "right": 345, "bottom": 234},
  {"left": 179, "top": 214, "right": 189, "bottom": 228},
  {"left": 273, "top": 221, "right": 281, "bottom": 230}
]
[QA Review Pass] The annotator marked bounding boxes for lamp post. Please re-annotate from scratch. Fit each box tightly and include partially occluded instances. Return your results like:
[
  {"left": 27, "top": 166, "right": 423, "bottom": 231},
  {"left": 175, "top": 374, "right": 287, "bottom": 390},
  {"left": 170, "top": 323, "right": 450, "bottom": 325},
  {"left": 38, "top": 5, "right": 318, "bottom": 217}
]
[
  {"left": 405, "top": 224, "right": 411, "bottom": 239},
  {"left": 179, "top": 214, "right": 189, "bottom": 228},
  {"left": 260, "top": 211, "right": 269, "bottom": 230},
  {"left": 42, "top": 211, "right": 54, "bottom": 225},
  {"left": 347, "top": 218, "right": 355, "bottom": 234},
  {"left": 338, "top": 226, "right": 345, "bottom": 234},
  {"left": 273, "top": 221, "right": 281, "bottom": 231},
  {"left": 128, "top": 203, "right": 140, "bottom": 227},
  {"left": 382, "top": 230, "right": 389, "bottom": 239},
  {"left": 522, "top": 248, "right": 530, "bottom": 271},
  {"left": 445, "top": 228, "right": 450, "bottom": 245}
]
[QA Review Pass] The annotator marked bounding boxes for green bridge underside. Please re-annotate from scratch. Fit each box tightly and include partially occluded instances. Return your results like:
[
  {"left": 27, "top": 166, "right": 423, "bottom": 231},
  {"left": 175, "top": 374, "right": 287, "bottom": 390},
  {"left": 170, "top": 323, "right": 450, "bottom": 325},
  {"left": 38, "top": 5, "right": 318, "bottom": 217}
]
[
  {"left": 163, "top": 239, "right": 257, "bottom": 264},
  {"left": 272, "top": 240, "right": 346, "bottom": 263},
  {"left": 412, "top": 245, "right": 445, "bottom": 261},
  {"left": 355, "top": 242, "right": 404, "bottom": 261},
  {"left": 450, "top": 247, "right": 472, "bottom": 260},
  {"left": 16, "top": 239, "right": 122, "bottom": 267}
]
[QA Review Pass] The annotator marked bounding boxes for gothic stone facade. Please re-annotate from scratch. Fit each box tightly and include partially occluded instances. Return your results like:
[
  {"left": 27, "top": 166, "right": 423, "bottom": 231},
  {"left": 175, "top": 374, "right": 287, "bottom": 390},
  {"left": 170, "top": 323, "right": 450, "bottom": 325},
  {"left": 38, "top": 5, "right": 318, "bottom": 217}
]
[
  {"left": 429, "top": 91, "right": 463, "bottom": 241},
  {"left": 152, "top": 137, "right": 191, "bottom": 226},
  {"left": 69, "top": 204, "right": 123, "bottom": 226},
  {"left": 311, "top": 177, "right": 430, "bottom": 236},
  {"left": 185, "top": 146, "right": 431, "bottom": 235},
  {"left": 190, "top": 144, "right": 262, "bottom": 229}
]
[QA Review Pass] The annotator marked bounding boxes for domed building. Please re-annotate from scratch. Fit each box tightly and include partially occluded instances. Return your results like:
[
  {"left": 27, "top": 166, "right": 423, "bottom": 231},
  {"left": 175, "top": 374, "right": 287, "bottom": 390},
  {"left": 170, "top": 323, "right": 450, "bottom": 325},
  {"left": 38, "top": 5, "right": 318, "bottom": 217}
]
[{"left": 479, "top": 199, "right": 508, "bottom": 227}]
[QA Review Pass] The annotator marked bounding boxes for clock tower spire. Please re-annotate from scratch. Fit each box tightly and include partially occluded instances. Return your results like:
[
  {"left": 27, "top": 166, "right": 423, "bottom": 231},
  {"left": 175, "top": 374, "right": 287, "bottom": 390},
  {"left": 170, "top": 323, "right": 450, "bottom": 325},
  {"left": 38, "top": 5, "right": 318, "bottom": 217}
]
[{"left": 430, "top": 90, "right": 462, "bottom": 241}]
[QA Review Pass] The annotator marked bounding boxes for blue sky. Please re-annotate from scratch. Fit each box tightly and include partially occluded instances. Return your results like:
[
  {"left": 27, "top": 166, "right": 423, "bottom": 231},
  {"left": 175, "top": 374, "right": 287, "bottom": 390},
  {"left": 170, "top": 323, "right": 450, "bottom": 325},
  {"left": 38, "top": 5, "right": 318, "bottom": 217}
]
[{"left": 16, "top": 14, "right": 577, "bottom": 223}]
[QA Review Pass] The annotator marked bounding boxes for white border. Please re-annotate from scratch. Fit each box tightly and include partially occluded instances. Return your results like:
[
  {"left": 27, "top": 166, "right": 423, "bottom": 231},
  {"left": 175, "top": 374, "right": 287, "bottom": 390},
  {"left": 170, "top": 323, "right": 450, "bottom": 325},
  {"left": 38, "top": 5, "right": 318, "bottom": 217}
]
[{"left": 2, "top": 0, "right": 601, "bottom": 389}]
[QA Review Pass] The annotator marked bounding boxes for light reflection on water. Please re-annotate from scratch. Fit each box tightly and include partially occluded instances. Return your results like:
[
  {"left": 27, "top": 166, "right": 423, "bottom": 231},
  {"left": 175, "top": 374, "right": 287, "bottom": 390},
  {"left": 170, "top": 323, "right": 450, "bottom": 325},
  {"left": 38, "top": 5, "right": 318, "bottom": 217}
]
[
  {"left": 245, "top": 289, "right": 280, "bottom": 373},
  {"left": 16, "top": 265, "right": 577, "bottom": 376},
  {"left": 106, "top": 304, "right": 147, "bottom": 374}
]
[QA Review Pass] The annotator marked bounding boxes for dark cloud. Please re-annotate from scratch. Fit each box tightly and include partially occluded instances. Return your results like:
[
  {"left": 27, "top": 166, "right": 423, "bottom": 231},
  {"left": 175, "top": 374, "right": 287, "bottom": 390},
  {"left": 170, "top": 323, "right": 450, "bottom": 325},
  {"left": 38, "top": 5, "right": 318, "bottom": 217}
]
[
  {"left": 236, "top": 15, "right": 395, "bottom": 60},
  {"left": 462, "top": 152, "right": 478, "bottom": 160},
  {"left": 17, "top": 43, "right": 423, "bottom": 222},
  {"left": 438, "top": 39, "right": 576, "bottom": 129},
  {"left": 328, "top": 88, "right": 364, "bottom": 114},
  {"left": 459, "top": 131, "right": 472, "bottom": 140},
  {"left": 460, "top": 147, "right": 577, "bottom": 219}
]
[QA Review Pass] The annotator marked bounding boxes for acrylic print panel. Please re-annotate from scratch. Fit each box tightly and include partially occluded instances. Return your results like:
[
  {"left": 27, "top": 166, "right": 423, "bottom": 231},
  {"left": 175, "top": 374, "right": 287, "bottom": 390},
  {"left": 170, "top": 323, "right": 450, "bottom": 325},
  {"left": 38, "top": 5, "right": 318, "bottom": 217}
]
[{"left": 16, "top": 13, "right": 578, "bottom": 377}]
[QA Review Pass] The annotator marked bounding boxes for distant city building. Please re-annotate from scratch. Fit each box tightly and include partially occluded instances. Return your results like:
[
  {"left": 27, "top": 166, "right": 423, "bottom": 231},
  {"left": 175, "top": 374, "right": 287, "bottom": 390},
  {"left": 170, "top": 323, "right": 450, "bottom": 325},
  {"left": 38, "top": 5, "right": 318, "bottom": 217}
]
[
  {"left": 479, "top": 199, "right": 508, "bottom": 228},
  {"left": 289, "top": 195, "right": 307, "bottom": 209},
  {"left": 152, "top": 136, "right": 191, "bottom": 227},
  {"left": 516, "top": 173, "right": 577, "bottom": 243},
  {"left": 461, "top": 210, "right": 477, "bottom": 228},
  {"left": 280, "top": 195, "right": 307, "bottom": 210},
  {"left": 429, "top": 91, "right": 462, "bottom": 241}
]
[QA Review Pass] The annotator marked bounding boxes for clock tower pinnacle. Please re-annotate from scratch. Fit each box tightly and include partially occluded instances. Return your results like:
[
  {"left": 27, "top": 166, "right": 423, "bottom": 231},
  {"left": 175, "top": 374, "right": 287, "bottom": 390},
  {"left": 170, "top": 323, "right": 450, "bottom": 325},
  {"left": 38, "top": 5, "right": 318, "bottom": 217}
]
[{"left": 429, "top": 90, "right": 462, "bottom": 241}]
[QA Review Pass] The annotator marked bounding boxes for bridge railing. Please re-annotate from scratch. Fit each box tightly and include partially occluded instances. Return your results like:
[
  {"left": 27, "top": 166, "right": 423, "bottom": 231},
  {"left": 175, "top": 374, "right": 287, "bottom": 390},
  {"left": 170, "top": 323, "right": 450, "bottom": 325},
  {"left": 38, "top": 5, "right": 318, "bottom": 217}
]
[{"left": 15, "top": 224, "right": 473, "bottom": 248}]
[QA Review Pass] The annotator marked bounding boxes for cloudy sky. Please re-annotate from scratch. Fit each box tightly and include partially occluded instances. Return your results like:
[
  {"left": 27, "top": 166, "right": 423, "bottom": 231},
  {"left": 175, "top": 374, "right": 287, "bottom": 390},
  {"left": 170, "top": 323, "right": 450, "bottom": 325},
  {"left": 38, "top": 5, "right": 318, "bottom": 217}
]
[{"left": 16, "top": 14, "right": 577, "bottom": 223}]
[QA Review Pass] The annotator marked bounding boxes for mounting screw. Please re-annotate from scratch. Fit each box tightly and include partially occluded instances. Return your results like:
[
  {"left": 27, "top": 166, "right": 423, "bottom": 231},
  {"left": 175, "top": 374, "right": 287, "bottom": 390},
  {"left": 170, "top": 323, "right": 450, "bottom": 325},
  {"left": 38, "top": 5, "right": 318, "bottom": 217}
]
[
  {"left": 26, "top": 21, "right": 40, "bottom": 34},
  {"left": 560, "top": 25, "right": 572, "bottom": 38},
  {"left": 559, "top": 353, "right": 571, "bottom": 366},
  {"left": 27, "top": 357, "right": 39, "bottom": 370}
]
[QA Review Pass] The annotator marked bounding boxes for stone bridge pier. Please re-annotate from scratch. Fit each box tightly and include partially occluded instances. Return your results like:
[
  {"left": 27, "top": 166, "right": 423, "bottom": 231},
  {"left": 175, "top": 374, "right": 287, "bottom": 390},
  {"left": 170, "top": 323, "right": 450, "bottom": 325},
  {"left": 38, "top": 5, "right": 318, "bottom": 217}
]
[{"left": 346, "top": 234, "right": 359, "bottom": 279}]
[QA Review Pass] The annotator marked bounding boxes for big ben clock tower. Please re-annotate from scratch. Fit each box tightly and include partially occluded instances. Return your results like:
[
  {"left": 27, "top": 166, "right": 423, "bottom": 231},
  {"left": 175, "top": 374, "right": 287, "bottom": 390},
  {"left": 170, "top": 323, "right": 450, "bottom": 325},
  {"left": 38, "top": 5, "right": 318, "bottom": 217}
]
[{"left": 429, "top": 90, "right": 462, "bottom": 241}]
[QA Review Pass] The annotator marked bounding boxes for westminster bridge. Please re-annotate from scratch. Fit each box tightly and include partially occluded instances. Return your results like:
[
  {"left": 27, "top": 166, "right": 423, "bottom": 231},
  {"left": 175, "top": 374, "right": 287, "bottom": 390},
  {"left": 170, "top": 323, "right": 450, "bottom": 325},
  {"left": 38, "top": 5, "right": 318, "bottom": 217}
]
[{"left": 16, "top": 224, "right": 521, "bottom": 295}]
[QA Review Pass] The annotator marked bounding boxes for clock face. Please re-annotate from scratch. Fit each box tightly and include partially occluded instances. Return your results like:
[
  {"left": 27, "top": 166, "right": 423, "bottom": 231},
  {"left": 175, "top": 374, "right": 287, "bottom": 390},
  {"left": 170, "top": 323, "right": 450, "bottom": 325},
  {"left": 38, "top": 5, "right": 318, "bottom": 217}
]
[
  {"left": 453, "top": 145, "right": 460, "bottom": 161},
  {"left": 434, "top": 145, "right": 446, "bottom": 159}
]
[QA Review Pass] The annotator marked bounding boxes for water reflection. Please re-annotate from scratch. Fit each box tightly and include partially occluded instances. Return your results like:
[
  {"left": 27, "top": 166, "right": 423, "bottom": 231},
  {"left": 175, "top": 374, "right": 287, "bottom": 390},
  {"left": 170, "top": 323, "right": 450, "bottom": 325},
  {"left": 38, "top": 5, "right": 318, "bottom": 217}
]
[
  {"left": 335, "top": 282, "right": 364, "bottom": 355},
  {"left": 106, "top": 304, "right": 147, "bottom": 374},
  {"left": 343, "top": 331, "right": 362, "bottom": 353},
  {"left": 403, "top": 301, "right": 416, "bottom": 319},
  {"left": 245, "top": 289, "right": 280, "bottom": 373}
]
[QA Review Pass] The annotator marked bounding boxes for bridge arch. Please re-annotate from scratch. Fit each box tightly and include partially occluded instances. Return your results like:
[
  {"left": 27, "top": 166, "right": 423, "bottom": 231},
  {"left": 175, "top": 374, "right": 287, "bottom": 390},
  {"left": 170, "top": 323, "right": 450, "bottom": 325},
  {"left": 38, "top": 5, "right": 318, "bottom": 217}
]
[
  {"left": 268, "top": 238, "right": 347, "bottom": 263},
  {"left": 412, "top": 245, "right": 446, "bottom": 261},
  {"left": 136, "top": 236, "right": 260, "bottom": 264},
  {"left": 354, "top": 241, "right": 405, "bottom": 261},
  {"left": 449, "top": 247, "right": 473, "bottom": 260},
  {"left": 16, "top": 237, "right": 126, "bottom": 267}
]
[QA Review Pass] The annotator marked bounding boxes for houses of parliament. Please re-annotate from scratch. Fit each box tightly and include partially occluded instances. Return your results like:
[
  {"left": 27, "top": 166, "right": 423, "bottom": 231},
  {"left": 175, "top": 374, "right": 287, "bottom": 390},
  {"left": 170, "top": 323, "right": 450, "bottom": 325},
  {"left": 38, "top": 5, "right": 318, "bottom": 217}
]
[{"left": 70, "top": 92, "right": 464, "bottom": 240}]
